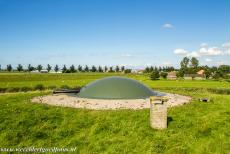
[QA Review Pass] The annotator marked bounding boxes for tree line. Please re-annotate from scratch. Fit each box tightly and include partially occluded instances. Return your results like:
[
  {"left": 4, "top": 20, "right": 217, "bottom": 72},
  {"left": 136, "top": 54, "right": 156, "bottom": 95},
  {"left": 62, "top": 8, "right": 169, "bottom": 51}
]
[
  {"left": 146, "top": 57, "right": 230, "bottom": 80},
  {"left": 0, "top": 64, "right": 128, "bottom": 73},
  {"left": 0, "top": 57, "right": 229, "bottom": 79},
  {"left": 177, "top": 57, "right": 230, "bottom": 79}
]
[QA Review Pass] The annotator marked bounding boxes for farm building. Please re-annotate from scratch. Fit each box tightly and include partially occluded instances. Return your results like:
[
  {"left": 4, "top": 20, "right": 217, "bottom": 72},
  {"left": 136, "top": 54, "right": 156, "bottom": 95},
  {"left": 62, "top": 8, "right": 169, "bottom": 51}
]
[
  {"left": 40, "top": 70, "right": 48, "bottom": 73},
  {"left": 197, "top": 69, "right": 205, "bottom": 75},
  {"left": 50, "top": 71, "right": 62, "bottom": 73},
  {"left": 167, "top": 71, "right": 177, "bottom": 80},
  {"left": 31, "top": 70, "right": 39, "bottom": 73},
  {"left": 131, "top": 69, "right": 144, "bottom": 74},
  {"left": 184, "top": 69, "right": 205, "bottom": 80}
]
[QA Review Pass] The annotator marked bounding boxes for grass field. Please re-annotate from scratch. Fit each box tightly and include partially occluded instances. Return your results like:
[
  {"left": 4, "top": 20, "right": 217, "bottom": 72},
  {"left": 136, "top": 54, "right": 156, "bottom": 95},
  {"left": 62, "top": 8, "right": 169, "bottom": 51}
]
[
  {"left": 0, "top": 73, "right": 229, "bottom": 153},
  {"left": 0, "top": 73, "right": 229, "bottom": 90}
]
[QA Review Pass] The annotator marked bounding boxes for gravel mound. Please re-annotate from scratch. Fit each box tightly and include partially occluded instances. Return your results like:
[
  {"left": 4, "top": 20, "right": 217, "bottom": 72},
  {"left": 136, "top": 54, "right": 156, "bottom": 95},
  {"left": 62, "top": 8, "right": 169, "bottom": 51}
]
[{"left": 31, "top": 93, "right": 191, "bottom": 110}]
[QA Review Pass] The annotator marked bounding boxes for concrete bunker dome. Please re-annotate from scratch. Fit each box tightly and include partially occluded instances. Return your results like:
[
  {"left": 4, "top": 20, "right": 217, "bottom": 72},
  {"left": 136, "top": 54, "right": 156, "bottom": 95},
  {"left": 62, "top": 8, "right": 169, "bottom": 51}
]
[{"left": 77, "top": 76, "right": 163, "bottom": 99}]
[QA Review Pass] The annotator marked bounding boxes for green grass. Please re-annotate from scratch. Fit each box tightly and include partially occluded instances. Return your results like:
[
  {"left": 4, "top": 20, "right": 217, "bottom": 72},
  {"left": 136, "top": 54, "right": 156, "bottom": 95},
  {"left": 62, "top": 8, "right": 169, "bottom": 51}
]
[
  {"left": 0, "top": 73, "right": 229, "bottom": 153},
  {"left": 0, "top": 73, "right": 143, "bottom": 89},
  {"left": 0, "top": 73, "right": 229, "bottom": 90}
]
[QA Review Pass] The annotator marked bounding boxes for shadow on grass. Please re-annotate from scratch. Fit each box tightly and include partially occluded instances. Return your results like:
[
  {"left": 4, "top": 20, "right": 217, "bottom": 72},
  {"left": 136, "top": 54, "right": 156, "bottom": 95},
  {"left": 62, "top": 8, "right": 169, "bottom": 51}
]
[{"left": 167, "top": 117, "right": 173, "bottom": 126}]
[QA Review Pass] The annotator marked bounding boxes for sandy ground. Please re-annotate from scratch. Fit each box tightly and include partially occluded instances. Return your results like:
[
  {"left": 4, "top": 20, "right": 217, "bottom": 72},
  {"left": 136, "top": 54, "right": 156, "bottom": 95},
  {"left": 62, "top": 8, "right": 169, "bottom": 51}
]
[{"left": 31, "top": 93, "right": 191, "bottom": 110}]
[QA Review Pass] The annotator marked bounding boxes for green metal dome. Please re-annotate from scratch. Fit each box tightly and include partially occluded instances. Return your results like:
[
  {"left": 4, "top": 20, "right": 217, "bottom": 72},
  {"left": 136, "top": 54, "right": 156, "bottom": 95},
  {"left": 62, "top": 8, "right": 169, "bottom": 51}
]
[{"left": 77, "top": 76, "right": 163, "bottom": 99}]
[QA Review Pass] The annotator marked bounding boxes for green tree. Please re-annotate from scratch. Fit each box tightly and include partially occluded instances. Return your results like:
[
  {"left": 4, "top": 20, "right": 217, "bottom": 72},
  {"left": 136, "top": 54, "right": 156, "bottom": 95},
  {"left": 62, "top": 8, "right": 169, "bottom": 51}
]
[
  {"left": 203, "top": 65, "right": 211, "bottom": 79},
  {"left": 109, "top": 67, "right": 114, "bottom": 72},
  {"left": 159, "top": 67, "right": 162, "bottom": 71},
  {"left": 7, "top": 64, "right": 12, "bottom": 72},
  {"left": 160, "top": 72, "right": 168, "bottom": 79},
  {"left": 98, "top": 66, "right": 103, "bottom": 72},
  {"left": 218, "top": 65, "right": 230, "bottom": 78},
  {"left": 124, "top": 69, "right": 131, "bottom": 73},
  {"left": 144, "top": 67, "right": 150, "bottom": 73},
  {"left": 104, "top": 66, "right": 108, "bottom": 72},
  {"left": 180, "top": 57, "right": 189, "bottom": 68},
  {"left": 37, "top": 65, "right": 43, "bottom": 72},
  {"left": 69, "top": 65, "right": 76, "bottom": 73},
  {"left": 115, "top": 66, "right": 120, "bottom": 72},
  {"left": 54, "top": 65, "right": 59, "bottom": 72},
  {"left": 27, "top": 64, "right": 34, "bottom": 72},
  {"left": 190, "top": 57, "right": 199, "bottom": 68},
  {"left": 180, "top": 57, "right": 190, "bottom": 74},
  {"left": 84, "top": 65, "right": 89, "bottom": 72},
  {"left": 210, "top": 66, "right": 218, "bottom": 73},
  {"left": 204, "top": 69, "right": 211, "bottom": 79},
  {"left": 212, "top": 71, "right": 222, "bottom": 79},
  {"left": 176, "top": 70, "right": 184, "bottom": 78},
  {"left": 168, "top": 66, "right": 175, "bottom": 72},
  {"left": 62, "top": 65, "right": 67, "bottom": 73},
  {"left": 47, "top": 64, "right": 52, "bottom": 72},
  {"left": 78, "top": 65, "right": 82, "bottom": 72},
  {"left": 149, "top": 66, "right": 154, "bottom": 72},
  {"left": 91, "top": 65, "right": 97, "bottom": 72},
  {"left": 150, "top": 70, "right": 160, "bottom": 80},
  {"left": 189, "top": 57, "right": 199, "bottom": 73},
  {"left": 17, "top": 64, "right": 23, "bottom": 72},
  {"left": 121, "top": 66, "right": 125, "bottom": 72}
]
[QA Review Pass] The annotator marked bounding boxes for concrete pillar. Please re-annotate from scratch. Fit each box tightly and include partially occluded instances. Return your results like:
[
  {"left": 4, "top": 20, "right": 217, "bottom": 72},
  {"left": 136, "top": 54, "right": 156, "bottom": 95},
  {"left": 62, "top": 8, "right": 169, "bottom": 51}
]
[{"left": 150, "top": 96, "right": 168, "bottom": 129}]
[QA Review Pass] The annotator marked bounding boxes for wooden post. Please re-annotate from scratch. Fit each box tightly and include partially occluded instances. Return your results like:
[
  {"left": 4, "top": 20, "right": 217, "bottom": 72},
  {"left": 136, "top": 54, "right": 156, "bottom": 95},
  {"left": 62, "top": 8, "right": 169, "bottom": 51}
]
[{"left": 150, "top": 96, "right": 168, "bottom": 129}]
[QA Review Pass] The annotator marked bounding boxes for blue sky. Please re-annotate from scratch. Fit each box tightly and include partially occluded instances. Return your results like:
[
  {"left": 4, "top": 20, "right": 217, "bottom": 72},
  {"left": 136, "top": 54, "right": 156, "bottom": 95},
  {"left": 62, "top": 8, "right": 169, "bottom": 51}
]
[{"left": 0, "top": 0, "right": 230, "bottom": 68}]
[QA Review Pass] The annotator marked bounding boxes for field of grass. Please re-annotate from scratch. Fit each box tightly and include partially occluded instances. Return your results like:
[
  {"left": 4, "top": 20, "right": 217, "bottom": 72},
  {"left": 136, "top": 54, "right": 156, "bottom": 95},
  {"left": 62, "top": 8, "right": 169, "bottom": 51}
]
[
  {"left": 0, "top": 73, "right": 229, "bottom": 153},
  {"left": 0, "top": 73, "right": 229, "bottom": 90}
]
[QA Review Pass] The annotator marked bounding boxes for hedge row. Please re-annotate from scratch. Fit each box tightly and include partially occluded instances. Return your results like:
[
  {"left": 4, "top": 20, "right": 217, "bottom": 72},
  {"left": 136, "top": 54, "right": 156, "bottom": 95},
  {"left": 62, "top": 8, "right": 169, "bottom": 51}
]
[
  {"left": 0, "top": 84, "right": 80, "bottom": 93},
  {"left": 157, "top": 87, "right": 230, "bottom": 95},
  {"left": 207, "top": 88, "right": 230, "bottom": 95}
]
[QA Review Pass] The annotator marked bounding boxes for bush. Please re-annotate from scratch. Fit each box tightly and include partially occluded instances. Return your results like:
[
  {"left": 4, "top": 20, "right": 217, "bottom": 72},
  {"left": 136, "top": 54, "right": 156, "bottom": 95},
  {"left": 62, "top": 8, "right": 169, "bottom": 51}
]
[
  {"left": 176, "top": 70, "right": 184, "bottom": 78},
  {"left": 34, "top": 84, "right": 45, "bottom": 91},
  {"left": 150, "top": 70, "right": 160, "bottom": 80},
  {"left": 73, "top": 86, "right": 81, "bottom": 90},
  {"left": 65, "top": 70, "right": 71, "bottom": 73},
  {"left": 0, "top": 88, "right": 7, "bottom": 93},
  {"left": 223, "top": 74, "right": 230, "bottom": 79},
  {"left": 212, "top": 72, "right": 221, "bottom": 79},
  {"left": 6, "top": 87, "right": 20, "bottom": 93},
  {"left": 207, "top": 88, "right": 230, "bottom": 95},
  {"left": 160, "top": 72, "right": 168, "bottom": 79},
  {"left": 60, "top": 85, "right": 70, "bottom": 89},
  {"left": 124, "top": 69, "right": 132, "bottom": 74},
  {"left": 47, "top": 85, "right": 57, "bottom": 90},
  {"left": 20, "top": 86, "right": 32, "bottom": 92}
]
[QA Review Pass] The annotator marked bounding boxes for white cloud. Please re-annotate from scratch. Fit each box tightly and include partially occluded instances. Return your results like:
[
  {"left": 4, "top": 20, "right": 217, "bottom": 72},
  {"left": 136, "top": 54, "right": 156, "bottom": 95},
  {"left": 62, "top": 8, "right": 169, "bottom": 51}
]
[
  {"left": 222, "top": 42, "right": 230, "bottom": 55},
  {"left": 173, "top": 48, "right": 188, "bottom": 56},
  {"left": 162, "top": 23, "right": 173, "bottom": 28},
  {"left": 187, "top": 51, "right": 200, "bottom": 57},
  {"left": 224, "top": 49, "right": 230, "bottom": 55},
  {"left": 205, "top": 58, "right": 212, "bottom": 62},
  {"left": 200, "top": 43, "right": 208, "bottom": 48},
  {"left": 173, "top": 42, "right": 230, "bottom": 58},
  {"left": 222, "top": 42, "right": 230, "bottom": 48},
  {"left": 217, "top": 61, "right": 226, "bottom": 65},
  {"left": 198, "top": 47, "right": 222, "bottom": 56}
]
